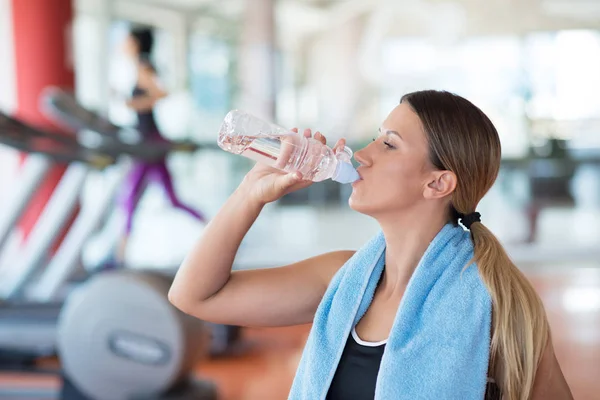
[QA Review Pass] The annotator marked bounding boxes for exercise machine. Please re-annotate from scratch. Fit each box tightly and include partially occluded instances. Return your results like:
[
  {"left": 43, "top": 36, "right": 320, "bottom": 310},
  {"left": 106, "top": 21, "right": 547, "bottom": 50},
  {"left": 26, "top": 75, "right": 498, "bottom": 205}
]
[
  {"left": 0, "top": 111, "right": 217, "bottom": 399},
  {"left": 42, "top": 88, "right": 242, "bottom": 356}
]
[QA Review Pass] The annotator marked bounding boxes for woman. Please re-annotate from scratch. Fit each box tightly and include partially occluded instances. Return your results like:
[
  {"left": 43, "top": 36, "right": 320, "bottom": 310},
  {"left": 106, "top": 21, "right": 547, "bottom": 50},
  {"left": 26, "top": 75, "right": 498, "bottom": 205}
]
[
  {"left": 116, "top": 26, "right": 205, "bottom": 262},
  {"left": 169, "top": 90, "right": 573, "bottom": 399}
]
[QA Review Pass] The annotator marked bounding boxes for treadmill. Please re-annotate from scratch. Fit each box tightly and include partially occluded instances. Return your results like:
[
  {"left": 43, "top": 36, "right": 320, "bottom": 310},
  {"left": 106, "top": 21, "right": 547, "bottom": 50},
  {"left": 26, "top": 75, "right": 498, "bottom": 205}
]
[
  {"left": 0, "top": 106, "right": 204, "bottom": 370},
  {"left": 0, "top": 112, "right": 121, "bottom": 369},
  {"left": 39, "top": 88, "right": 240, "bottom": 356}
]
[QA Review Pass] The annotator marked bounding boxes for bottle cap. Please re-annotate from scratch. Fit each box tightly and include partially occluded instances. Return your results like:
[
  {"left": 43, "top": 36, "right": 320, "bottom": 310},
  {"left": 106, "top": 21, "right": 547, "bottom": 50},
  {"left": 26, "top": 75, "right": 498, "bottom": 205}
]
[{"left": 333, "top": 161, "right": 360, "bottom": 184}]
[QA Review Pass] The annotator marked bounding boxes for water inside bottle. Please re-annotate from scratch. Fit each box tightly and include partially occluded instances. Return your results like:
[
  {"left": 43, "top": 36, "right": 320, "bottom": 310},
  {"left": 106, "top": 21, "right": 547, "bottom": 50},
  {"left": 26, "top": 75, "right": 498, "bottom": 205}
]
[{"left": 219, "top": 133, "right": 333, "bottom": 181}]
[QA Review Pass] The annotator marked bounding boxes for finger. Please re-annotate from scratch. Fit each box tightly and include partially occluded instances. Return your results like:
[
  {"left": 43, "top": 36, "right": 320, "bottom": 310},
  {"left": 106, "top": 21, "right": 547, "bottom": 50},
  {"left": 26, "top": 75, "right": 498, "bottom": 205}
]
[
  {"left": 303, "top": 128, "right": 311, "bottom": 138},
  {"left": 275, "top": 136, "right": 294, "bottom": 169},
  {"left": 289, "top": 180, "right": 313, "bottom": 192},
  {"left": 334, "top": 138, "right": 346, "bottom": 152},
  {"left": 314, "top": 131, "right": 326, "bottom": 145},
  {"left": 288, "top": 175, "right": 313, "bottom": 189},
  {"left": 280, "top": 171, "right": 302, "bottom": 189}
]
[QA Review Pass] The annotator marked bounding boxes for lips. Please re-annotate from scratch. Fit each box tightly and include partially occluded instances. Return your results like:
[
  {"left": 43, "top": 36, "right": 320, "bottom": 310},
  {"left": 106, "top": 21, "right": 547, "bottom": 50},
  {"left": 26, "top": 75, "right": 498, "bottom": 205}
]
[
  {"left": 352, "top": 169, "right": 364, "bottom": 186},
  {"left": 356, "top": 168, "right": 364, "bottom": 181}
]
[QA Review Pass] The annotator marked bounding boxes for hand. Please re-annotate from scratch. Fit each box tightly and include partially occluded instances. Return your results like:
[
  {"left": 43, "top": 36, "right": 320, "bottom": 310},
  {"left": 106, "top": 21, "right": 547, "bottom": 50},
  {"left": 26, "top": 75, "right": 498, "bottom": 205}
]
[{"left": 240, "top": 128, "right": 346, "bottom": 205}]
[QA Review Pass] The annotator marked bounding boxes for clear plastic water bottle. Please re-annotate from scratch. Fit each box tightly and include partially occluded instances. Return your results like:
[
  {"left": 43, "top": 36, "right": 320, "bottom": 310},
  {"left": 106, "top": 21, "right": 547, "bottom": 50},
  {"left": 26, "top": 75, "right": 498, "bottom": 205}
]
[{"left": 217, "top": 110, "right": 359, "bottom": 184}]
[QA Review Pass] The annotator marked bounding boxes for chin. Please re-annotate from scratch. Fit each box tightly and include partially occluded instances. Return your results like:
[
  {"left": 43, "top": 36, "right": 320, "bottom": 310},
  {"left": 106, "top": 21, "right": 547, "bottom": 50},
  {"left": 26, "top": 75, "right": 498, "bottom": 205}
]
[
  {"left": 349, "top": 189, "right": 407, "bottom": 218},
  {"left": 348, "top": 194, "right": 376, "bottom": 216}
]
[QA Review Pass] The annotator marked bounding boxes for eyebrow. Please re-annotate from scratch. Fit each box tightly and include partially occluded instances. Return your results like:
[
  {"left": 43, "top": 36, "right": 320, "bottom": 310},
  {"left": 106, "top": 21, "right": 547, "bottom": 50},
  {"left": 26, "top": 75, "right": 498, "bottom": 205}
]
[{"left": 378, "top": 127, "right": 403, "bottom": 140}]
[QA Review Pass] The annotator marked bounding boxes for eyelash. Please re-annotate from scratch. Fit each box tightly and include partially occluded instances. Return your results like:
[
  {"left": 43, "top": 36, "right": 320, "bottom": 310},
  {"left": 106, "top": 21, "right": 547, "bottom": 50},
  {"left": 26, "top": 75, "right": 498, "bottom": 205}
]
[{"left": 372, "top": 137, "right": 395, "bottom": 149}]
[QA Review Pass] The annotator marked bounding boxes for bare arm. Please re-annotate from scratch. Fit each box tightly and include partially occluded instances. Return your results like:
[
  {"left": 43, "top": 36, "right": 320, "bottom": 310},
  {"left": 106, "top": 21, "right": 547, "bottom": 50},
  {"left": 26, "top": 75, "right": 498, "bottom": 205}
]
[
  {"left": 126, "top": 65, "right": 167, "bottom": 112},
  {"left": 169, "top": 161, "right": 353, "bottom": 327},
  {"left": 174, "top": 250, "right": 353, "bottom": 327},
  {"left": 169, "top": 128, "right": 352, "bottom": 326},
  {"left": 531, "top": 339, "right": 573, "bottom": 400},
  {"left": 126, "top": 95, "right": 164, "bottom": 112}
]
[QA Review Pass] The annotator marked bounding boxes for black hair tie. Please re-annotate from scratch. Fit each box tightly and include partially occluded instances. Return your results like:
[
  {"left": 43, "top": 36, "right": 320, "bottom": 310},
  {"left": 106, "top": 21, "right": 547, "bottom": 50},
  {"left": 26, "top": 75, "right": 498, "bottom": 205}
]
[{"left": 460, "top": 212, "right": 481, "bottom": 230}]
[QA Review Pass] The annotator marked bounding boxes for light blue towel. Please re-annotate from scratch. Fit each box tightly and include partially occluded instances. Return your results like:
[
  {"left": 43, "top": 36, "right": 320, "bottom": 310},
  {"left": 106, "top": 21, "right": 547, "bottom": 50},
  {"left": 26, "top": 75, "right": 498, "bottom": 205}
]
[{"left": 289, "top": 223, "right": 492, "bottom": 400}]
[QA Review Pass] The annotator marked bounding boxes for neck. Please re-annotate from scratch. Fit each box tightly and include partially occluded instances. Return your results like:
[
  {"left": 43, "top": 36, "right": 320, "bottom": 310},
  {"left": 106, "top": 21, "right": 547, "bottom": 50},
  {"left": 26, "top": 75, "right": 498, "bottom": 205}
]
[{"left": 376, "top": 205, "right": 449, "bottom": 296}]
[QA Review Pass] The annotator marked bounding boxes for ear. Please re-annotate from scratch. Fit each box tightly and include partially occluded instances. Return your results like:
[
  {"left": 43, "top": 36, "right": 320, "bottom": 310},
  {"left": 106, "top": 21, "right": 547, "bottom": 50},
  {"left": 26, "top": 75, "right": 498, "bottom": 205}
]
[{"left": 423, "top": 170, "right": 457, "bottom": 200}]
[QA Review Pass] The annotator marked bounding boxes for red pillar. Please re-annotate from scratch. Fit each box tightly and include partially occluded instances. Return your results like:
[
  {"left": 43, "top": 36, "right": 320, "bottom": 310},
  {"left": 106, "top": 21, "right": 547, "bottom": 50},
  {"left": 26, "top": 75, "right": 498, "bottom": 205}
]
[{"left": 11, "top": 0, "right": 76, "bottom": 242}]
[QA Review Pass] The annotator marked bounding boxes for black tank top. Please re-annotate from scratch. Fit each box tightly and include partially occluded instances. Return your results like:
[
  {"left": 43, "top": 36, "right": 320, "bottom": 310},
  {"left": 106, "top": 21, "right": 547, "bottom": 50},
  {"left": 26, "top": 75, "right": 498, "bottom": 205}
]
[
  {"left": 325, "top": 328, "right": 502, "bottom": 400},
  {"left": 132, "top": 86, "right": 159, "bottom": 136},
  {"left": 326, "top": 328, "right": 385, "bottom": 400}
]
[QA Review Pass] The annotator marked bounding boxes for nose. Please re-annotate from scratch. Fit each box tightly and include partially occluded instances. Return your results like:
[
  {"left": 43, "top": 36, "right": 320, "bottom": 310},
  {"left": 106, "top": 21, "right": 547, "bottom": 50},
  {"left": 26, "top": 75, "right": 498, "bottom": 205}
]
[{"left": 354, "top": 145, "right": 371, "bottom": 167}]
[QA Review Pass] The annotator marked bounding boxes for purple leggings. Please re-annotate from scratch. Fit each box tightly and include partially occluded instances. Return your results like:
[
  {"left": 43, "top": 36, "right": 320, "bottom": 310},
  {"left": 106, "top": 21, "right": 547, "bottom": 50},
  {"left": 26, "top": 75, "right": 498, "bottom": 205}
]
[{"left": 118, "top": 160, "right": 206, "bottom": 234}]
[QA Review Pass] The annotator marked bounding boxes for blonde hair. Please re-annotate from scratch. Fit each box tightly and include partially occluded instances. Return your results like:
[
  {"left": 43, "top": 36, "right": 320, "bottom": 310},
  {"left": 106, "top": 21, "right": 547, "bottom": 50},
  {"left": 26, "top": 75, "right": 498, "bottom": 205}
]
[{"left": 402, "top": 90, "right": 549, "bottom": 399}]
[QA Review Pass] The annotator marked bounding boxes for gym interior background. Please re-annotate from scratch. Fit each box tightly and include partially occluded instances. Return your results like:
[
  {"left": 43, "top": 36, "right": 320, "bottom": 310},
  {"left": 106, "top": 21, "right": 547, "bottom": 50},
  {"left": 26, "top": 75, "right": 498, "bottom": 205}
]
[{"left": 0, "top": 0, "right": 599, "bottom": 399}]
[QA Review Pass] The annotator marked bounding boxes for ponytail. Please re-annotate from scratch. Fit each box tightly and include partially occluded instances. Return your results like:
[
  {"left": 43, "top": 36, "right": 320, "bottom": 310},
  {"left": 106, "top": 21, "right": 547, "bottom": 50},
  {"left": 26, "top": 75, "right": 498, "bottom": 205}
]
[{"left": 470, "top": 221, "right": 549, "bottom": 400}]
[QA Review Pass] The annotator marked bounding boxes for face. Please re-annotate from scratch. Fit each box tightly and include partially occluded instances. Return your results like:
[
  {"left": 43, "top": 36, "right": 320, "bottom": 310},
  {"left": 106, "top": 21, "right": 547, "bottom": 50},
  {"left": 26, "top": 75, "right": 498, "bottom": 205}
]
[
  {"left": 349, "top": 102, "right": 446, "bottom": 217},
  {"left": 123, "top": 35, "right": 140, "bottom": 59}
]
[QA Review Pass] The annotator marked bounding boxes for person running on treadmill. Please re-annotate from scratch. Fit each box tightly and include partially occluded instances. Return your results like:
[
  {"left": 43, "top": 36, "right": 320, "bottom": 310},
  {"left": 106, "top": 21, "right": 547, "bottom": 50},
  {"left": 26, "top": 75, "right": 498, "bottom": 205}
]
[{"left": 115, "top": 26, "right": 206, "bottom": 264}]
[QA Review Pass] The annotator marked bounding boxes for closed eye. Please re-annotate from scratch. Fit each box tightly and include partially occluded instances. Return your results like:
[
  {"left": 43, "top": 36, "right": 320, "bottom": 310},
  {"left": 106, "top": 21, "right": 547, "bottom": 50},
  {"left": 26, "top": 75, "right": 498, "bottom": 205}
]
[{"left": 372, "top": 137, "right": 395, "bottom": 149}]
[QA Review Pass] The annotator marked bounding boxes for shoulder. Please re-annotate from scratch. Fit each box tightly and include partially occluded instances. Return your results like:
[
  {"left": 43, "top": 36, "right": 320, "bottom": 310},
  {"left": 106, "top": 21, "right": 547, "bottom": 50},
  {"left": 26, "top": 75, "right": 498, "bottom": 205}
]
[
  {"left": 495, "top": 338, "right": 574, "bottom": 399},
  {"left": 138, "top": 58, "right": 156, "bottom": 73},
  {"left": 311, "top": 250, "right": 355, "bottom": 288},
  {"left": 531, "top": 339, "right": 573, "bottom": 399}
]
